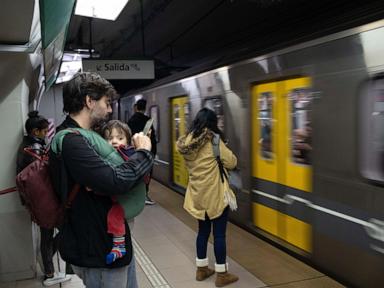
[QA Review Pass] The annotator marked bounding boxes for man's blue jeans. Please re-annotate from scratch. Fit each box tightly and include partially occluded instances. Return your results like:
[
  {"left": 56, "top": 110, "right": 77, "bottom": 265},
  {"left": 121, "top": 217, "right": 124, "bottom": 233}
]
[
  {"left": 196, "top": 207, "right": 229, "bottom": 264},
  {"left": 73, "top": 255, "right": 137, "bottom": 288},
  {"left": 127, "top": 254, "right": 138, "bottom": 288},
  {"left": 73, "top": 265, "right": 128, "bottom": 288},
  {"left": 127, "top": 220, "right": 138, "bottom": 288}
]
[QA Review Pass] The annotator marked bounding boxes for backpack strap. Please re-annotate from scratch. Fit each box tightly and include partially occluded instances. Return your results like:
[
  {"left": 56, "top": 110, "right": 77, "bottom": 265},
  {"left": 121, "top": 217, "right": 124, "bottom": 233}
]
[
  {"left": 51, "top": 128, "right": 123, "bottom": 166},
  {"left": 50, "top": 128, "right": 81, "bottom": 154},
  {"left": 212, "top": 133, "right": 220, "bottom": 158},
  {"left": 49, "top": 129, "right": 83, "bottom": 211},
  {"left": 211, "top": 133, "right": 228, "bottom": 183},
  {"left": 23, "top": 147, "right": 48, "bottom": 161}
]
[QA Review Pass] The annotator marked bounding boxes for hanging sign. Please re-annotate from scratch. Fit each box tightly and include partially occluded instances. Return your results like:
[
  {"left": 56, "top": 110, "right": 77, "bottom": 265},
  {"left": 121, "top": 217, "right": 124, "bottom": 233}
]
[{"left": 82, "top": 60, "right": 154, "bottom": 79}]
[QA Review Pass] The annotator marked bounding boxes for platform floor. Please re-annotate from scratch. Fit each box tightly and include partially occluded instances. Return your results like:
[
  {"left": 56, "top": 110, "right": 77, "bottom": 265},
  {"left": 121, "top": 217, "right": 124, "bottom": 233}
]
[{"left": 0, "top": 181, "right": 344, "bottom": 288}]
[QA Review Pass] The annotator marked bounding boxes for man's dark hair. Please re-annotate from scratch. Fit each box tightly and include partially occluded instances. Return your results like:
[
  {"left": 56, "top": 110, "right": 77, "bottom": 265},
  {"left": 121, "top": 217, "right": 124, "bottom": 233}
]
[
  {"left": 63, "top": 72, "right": 117, "bottom": 114},
  {"left": 136, "top": 99, "right": 147, "bottom": 111},
  {"left": 25, "top": 110, "right": 49, "bottom": 135}
]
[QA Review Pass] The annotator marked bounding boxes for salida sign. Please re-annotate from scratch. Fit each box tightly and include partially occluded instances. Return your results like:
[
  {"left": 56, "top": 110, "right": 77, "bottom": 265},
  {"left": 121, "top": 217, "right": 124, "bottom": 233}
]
[
  {"left": 82, "top": 60, "right": 154, "bottom": 79},
  {"left": 96, "top": 63, "right": 141, "bottom": 72}
]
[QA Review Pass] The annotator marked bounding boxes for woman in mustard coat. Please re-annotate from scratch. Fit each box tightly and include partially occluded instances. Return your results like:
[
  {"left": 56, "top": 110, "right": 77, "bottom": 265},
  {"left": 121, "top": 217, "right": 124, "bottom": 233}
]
[{"left": 177, "top": 108, "right": 238, "bottom": 287}]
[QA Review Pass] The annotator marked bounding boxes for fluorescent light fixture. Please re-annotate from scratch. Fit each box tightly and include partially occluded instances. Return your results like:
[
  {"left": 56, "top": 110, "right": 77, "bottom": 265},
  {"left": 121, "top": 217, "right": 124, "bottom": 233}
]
[
  {"left": 75, "top": 0, "right": 129, "bottom": 21},
  {"left": 56, "top": 53, "right": 83, "bottom": 84}
]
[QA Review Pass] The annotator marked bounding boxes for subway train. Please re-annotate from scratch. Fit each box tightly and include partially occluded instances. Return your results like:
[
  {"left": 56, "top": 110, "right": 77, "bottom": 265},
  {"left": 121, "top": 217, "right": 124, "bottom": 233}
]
[{"left": 117, "top": 20, "right": 384, "bottom": 288}]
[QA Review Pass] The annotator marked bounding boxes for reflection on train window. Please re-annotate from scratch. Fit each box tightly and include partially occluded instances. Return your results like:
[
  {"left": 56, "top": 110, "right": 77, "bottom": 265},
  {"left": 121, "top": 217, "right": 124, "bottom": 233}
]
[
  {"left": 204, "top": 98, "right": 225, "bottom": 132},
  {"left": 184, "top": 103, "right": 190, "bottom": 132},
  {"left": 258, "top": 92, "right": 274, "bottom": 159},
  {"left": 361, "top": 75, "right": 384, "bottom": 182},
  {"left": 149, "top": 105, "right": 160, "bottom": 143},
  {"left": 174, "top": 104, "right": 180, "bottom": 140},
  {"left": 289, "top": 88, "right": 312, "bottom": 165},
  {"left": 124, "top": 111, "right": 129, "bottom": 123}
]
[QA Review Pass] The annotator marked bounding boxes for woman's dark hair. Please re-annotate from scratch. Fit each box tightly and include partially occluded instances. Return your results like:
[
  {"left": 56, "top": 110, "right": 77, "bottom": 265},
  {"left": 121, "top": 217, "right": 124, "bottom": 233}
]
[
  {"left": 63, "top": 72, "right": 117, "bottom": 114},
  {"left": 25, "top": 111, "right": 49, "bottom": 135},
  {"left": 189, "top": 108, "right": 224, "bottom": 139}
]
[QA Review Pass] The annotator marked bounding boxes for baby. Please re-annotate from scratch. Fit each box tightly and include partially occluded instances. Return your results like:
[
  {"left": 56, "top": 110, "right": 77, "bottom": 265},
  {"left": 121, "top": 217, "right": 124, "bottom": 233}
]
[{"left": 102, "top": 120, "right": 140, "bottom": 264}]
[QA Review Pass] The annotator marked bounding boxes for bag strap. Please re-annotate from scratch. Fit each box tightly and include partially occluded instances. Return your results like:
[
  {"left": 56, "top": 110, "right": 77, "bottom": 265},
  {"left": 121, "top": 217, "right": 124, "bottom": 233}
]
[
  {"left": 212, "top": 133, "right": 220, "bottom": 158},
  {"left": 211, "top": 133, "right": 228, "bottom": 183},
  {"left": 23, "top": 147, "right": 48, "bottom": 161},
  {"left": 50, "top": 128, "right": 82, "bottom": 209},
  {"left": 50, "top": 128, "right": 81, "bottom": 154}
]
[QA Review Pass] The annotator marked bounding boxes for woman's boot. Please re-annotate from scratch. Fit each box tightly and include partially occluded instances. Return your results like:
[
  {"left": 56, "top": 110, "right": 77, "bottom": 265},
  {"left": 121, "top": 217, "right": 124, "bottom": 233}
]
[
  {"left": 215, "top": 263, "right": 239, "bottom": 287},
  {"left": 196, "top": 258, "right": 214, "bottom": 281}
]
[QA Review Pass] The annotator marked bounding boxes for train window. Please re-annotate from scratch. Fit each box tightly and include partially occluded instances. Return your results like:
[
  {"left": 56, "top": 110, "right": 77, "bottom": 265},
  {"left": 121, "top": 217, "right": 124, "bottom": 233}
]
[
  {"left": 360, "top": 74, "right": 384, "bottom": 182},
  {"left": 258, "top": 92, "right": 274, "bottom": 159},
  {"left": 149, "top": 105, "right": 160, "bottom": 143},
  {"left": 204, "top": 97, "right": 224, "bottom": 132},
  {"left": 174, "top": 104, "right": 180, "bottom": 140},
  {"left": 289, "top": 88, "right": 312, "bottom": 165}
]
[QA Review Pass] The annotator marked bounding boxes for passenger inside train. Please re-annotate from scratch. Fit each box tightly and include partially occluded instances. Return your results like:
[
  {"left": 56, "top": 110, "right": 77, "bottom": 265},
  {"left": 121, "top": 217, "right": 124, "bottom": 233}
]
[
  {"left": 259, "top": 92, "right": 273, "bottom": 159},
  {"left": 291, "top": 89, "right": 312, "bottom": 165}
]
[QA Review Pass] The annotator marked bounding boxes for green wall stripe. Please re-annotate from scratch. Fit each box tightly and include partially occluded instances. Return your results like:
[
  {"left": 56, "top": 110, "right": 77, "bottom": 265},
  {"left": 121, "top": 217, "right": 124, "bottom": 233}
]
[{"left": 39, "top": 0, "right": 76, "bottom": 49}]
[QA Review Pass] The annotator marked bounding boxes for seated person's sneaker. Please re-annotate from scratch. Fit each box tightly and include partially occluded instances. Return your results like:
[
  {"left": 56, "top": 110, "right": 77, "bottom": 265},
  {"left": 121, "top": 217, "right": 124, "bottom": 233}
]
[
  {"left": 43, "top": 272, "right": 71, "bottom": 287},
  {"left": 145, "top": 196, "right": 156, "bottom": 205}
]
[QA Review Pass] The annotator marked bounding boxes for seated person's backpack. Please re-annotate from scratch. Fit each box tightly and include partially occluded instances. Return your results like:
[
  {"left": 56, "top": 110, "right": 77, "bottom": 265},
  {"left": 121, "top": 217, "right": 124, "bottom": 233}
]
[
  {"left": 51, "top": 128, "right": 146, "bottom": 220},
  {"left": 16, "top": 137, "right": 80, "bottom": 229}
]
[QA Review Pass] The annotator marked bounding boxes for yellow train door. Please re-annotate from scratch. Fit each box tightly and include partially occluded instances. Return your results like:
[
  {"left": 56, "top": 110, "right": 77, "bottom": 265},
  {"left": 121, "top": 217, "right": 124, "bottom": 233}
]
[
  {"left": 251, "top": 77, "right": 312, "bottom": 253},
  {"left": 171, "top": 96, "right": 189, "bottom": 189}
]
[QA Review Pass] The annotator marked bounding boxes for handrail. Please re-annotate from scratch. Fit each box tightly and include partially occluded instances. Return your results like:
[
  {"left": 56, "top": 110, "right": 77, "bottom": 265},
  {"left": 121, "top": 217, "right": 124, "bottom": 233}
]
[{"left": 0, "top": 186, "right": 17, "bottom": 195}]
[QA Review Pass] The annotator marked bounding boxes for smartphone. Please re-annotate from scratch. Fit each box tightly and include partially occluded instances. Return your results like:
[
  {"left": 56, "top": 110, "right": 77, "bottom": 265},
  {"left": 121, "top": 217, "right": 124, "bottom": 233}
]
[{"left": 142, "top": 118, "right": 154, "bottom": 136}]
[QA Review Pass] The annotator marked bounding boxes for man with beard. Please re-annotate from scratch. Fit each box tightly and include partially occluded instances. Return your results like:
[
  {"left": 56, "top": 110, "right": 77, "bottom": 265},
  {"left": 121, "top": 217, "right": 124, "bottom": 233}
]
[{"left": 51, "top": 72, "right": 153, "bottom": 287}]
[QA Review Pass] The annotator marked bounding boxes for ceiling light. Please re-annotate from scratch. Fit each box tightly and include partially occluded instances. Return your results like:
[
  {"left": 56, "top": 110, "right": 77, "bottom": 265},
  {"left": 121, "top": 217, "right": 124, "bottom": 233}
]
[
  {"left": 56, "top": 53, "right": 83, "bottom": 84},
  {"left": 75, "top": 0, "right": 129, "bottom": 21}
]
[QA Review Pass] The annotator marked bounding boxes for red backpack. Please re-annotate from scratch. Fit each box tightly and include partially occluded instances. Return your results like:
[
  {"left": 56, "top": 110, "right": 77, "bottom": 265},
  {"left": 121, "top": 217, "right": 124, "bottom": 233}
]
[{"left": 16, "top": 148, "right": 79, "bottom": 229}]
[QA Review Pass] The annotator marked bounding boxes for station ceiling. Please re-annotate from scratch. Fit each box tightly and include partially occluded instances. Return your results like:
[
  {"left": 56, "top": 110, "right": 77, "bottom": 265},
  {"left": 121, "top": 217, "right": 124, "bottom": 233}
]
[{"left": 66, "top": 0, "right": 384, "bottom": 87}]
